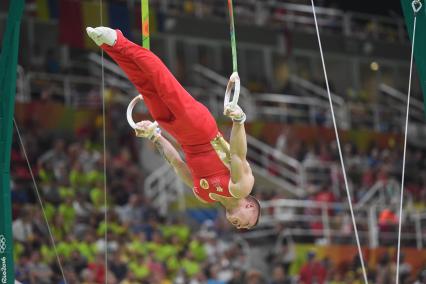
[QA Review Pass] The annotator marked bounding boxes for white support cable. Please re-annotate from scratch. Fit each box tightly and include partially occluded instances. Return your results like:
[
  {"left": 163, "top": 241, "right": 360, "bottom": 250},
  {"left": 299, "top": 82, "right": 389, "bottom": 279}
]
[
  {"left": 99, "top": 0, "right": 109, "bottom": 283},
  {"left": 396, "top": 2, "right": 420, "bottom": 282},
  {"left": 310, "top": 1, "right": 369, "bottom": 283},
  {"left": 13, "top": 119, "right": 67, "bottom": 284}
]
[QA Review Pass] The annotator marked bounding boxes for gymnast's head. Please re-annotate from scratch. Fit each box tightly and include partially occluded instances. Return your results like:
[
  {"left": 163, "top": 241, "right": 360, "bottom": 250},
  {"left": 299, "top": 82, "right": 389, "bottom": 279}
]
[{"left": 226, "top": 195, "right": 261, "bottom": 230}]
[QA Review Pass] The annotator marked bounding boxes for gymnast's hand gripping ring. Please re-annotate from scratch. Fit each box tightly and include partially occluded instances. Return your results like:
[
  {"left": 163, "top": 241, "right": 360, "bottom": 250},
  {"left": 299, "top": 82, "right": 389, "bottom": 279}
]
[
  {"left": 126, "top": 94, "right": 158, "bottom": 130},
  {"left": 224, "top": 72, "right": 241, "bottom": 109}
]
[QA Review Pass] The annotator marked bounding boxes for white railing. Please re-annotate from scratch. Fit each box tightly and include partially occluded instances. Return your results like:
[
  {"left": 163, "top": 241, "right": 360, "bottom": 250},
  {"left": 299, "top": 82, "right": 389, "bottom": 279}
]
[
  {"left": 143, "top": 164, "right": 424, "bottom": 249},
  {"left": 158, "top": 0, "right": 407, "bottom": 42},
  {"left": 247, "top": 135, "right": 305, "bottom": 197},
  {"left": 289, "top": 75, "right": 345, "bottom": 106},
  {"left": 355, "top": 179, "right": 400, "bottom": 209},
  {"left": 254, "top": 198, "right": 423, "bottom": 248},
  {"left": 417, "top": 213, "right": 426, "bottom": 249},
  {"left": 247, "top": 137, "right": 337, "bottom": 198},
  {"left": 144, "top": 163, "right": 186, "bottom": 216},
  {"left": 141, "top": 133, "right": 339, "bottom": 215},
  {"left": 252, "top": 93, "right": 329, "bottom": 124},
  {"left": 25, "top": 72, "right": 99, "bottom": 106},
  {"left": 342, "top": 84, "right": 426, "bottom": 132},
  {"left": 24, "top": 71, "right": 133, "bottom": 107},
  {"left": 22, "top": 67, "right": 423, "bottom": 134},
  {"left": 193, "top": 64, "right": 250, "bottom": 96},
  {"left": 192, "top": 65, "right": 354, "bottom": 128},
  {"left": 302, "top": 160, "right": 339, "bottom": 196},
  {"left": 16, "top": 65, "right": 28, "bottom": 102},
  {"left": 192, "top": 64, "right": 256, "bottom": 120},
  {"left": 289, "top": 75, "right": 352, "bottom": 129},
  {"left": 379, "top": 84, "right": 425, "bottom": 123},
  {"left": 142, "top": 133, "right": 307, "bottom": 216},
  {"left": 88, "top": 53, "right": 128, "bottom": 80}
]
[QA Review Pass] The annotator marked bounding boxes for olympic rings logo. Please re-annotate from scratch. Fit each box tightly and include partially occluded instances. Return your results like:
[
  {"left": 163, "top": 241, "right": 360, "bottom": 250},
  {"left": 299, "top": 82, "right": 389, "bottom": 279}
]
[{"left": 0, "top": 235, "right": 6, "bottom": 254}]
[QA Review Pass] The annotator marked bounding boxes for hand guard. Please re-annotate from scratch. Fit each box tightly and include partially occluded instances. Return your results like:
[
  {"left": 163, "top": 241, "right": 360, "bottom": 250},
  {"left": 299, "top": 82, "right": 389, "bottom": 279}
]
[
  {"left": 224, "top": 103, "right": 246, "bottom": 124},
  {"left": 134, "top": 120, "right": 161, "bottom": 142}
]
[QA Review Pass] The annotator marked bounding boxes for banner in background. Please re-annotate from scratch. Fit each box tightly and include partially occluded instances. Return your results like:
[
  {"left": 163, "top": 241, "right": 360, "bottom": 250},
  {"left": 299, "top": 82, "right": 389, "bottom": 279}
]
[
  {"left": 36, "top": 0, "right": 59, "bottom": 21},
  {"left": 81, "top": 1, "right": 109, "bottom": 50},
  {"left": 58, "top": 0, "right": 134, "bottom": 49},
  {"left": 109, "top": 2, "right": 133, "bottom": 41},
  {"left": 59, "top": 0, "right": 84, "bottom": 49}
]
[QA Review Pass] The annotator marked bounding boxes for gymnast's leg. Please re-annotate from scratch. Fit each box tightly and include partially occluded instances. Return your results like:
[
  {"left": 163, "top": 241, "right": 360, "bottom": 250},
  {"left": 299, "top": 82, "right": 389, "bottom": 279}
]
[
  {"left": 86, "top": 27, "right": 219, "bottom": 144},
  {"left": 87, "top": 27, "right": 173, "bottom": 123}
]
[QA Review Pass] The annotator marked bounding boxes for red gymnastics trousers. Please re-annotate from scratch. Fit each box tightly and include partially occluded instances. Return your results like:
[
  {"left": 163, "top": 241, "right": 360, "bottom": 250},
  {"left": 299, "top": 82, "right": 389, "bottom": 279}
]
[{"left": 101, "top": 30, "right": 232, "bottom": 203}]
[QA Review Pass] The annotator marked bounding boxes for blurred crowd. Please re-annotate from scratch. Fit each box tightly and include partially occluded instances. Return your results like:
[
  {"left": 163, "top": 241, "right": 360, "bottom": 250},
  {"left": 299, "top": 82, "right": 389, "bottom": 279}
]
[
  {"left": 273, "top": 129, "right": 426, "bottom": 207},
  {"left": 4, "top": 1, "right": 425, "bottom": 283},
  {"left": 261, "top": 128, "right": 426, "bottom": 249},
  {"left": 8, "top": 103, "right": 426, "bottom": 284},
  {"left": 265, "top": 232, "right": 426, "bottom": 284},
  {"left": 172, "top": 0, "right": 403, "bottom": 43},
  {"left": 10, "top": 118, "right": 259, "bottom": 284}
]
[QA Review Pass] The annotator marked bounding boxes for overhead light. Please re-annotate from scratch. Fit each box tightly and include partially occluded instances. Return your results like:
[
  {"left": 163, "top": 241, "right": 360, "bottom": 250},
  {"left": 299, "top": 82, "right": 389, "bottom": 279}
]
[{"left": 370, "top": 62, "right": 379, "bottom": 71}]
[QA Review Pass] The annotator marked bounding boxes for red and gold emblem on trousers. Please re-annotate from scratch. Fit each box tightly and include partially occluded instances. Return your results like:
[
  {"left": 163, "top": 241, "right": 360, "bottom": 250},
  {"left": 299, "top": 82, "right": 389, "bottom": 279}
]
[{"left": 200, "top": 179, "right": 209, "bottom": 190}]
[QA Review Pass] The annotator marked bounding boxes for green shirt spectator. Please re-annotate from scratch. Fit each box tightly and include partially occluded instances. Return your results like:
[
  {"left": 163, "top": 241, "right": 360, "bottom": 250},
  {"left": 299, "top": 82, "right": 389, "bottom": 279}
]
[
  {"left": 58, "top": 201, "right": 76, "bottom": 232},
  {"left": 127, "top": 241, "right": 150, "bottom": 256},
  {"left": 128, "top": 260, "right": 150, "bottom": 280},
  {"left": 90, "top": 186, "right": 104, "bottom": 210},
  {"left": 189, "top": 239, "right": 207, "bottom": 262},
  {"left": 154, "top": 244, "right": 178, "bottom": 262},
  {"left": 97, "top": 221, "right": 126, "bottom": 236},
  {"left": 56, "top": 242, "right": 74, "bottom": 258},
  {"left": 181, "top": 258, "right": 200, "bottom": 277},
  {"left": 59, "top": 186, "right": 74, "bottom": 199},
  {"left": 76, "top": 241, "right": 97, "bottom": 262},
  {"left": 160, "top": 224, "right": 190, "bottom": 243}
]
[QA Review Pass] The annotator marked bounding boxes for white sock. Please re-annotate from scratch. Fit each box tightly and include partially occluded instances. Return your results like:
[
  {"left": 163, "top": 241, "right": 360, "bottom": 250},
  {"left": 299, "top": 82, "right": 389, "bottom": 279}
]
[{"left": 86, "top": 26, "right": 117, "bottom": 46}]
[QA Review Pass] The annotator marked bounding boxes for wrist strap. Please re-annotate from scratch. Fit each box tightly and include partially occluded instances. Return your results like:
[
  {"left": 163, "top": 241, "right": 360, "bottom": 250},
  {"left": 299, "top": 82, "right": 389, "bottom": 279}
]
[
  {"left": 149, "top": 127, "right": 161, "bottom": 142},
  {"left": 232, "top": 113, "right": 246, "bottom": 124}
]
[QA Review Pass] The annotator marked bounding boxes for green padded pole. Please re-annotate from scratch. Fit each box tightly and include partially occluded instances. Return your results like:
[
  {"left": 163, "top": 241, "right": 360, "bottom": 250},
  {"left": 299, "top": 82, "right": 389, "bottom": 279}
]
[
  {"left": 401, "top": 0, "right": 426, "bottom": 117},
  {"left": 227, "top": 0, "right": 238, "bottom": 73},
  {"left": 0, "top": 0, "right": 25, "bottom": 283},
  {"left": 142, "top": 0, "right": 150, "bottom": 49}
]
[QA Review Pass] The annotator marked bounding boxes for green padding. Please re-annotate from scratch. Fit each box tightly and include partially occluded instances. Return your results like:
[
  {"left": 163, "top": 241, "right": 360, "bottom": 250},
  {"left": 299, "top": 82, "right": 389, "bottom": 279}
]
[
  {"left": 0, "top": 0, "right": 25, "bottom": 283},
  {"left": 401, "top": 0, "right": 426, "bottom": 117}
]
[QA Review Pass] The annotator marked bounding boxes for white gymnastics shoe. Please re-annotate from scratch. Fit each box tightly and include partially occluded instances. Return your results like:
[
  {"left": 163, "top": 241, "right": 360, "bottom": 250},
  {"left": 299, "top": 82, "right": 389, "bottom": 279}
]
[{"left": 86, "top": 26, "right": 117, "bottom": 46}]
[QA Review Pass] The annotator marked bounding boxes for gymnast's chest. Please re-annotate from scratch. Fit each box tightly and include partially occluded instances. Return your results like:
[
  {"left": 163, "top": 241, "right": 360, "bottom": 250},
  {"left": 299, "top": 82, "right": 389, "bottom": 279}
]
[{"left": 193, "top": 174, "right": 232, "bottom": 203}]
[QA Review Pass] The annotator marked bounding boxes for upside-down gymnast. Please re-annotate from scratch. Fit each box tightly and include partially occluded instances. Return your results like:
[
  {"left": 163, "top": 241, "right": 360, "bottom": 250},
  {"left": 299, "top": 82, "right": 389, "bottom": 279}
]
[{"left": 87, "top": 27, "right": 260, "bottom": 229}]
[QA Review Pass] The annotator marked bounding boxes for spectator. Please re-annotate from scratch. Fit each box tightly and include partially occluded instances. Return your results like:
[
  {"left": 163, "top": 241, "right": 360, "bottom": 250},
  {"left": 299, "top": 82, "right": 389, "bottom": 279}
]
[
  {"left": 245, "top": 269, "right": 264, "bottom": 284},
  {"left": 27, "top": 251, "right": 53, "bottom": 284},
  {"left": 375, "top": 252, "right": 396, "bottom": 284},
  {"left": 269, "top": 265, "right": 291, "bottom": 284},
  {"left": 207, "top": 264, "right": 226, "bottom": 284},
  {"left": 38, "top": 139, "right": 69, "bottom": 181},
  {"left": 12, "top": 207, "right": 34, "bottom": 243},
  {"left": 116, "top": 193, "right": 144, "bottom": 227},
  {"left": 299, "top": 251, "right": 327, "bottom": 284},
  {"left": 46, "top": 48, "right": 60, "bottom": 73},
  {"left": 398, "top": 254, "right": 412, "bottom": 284}
]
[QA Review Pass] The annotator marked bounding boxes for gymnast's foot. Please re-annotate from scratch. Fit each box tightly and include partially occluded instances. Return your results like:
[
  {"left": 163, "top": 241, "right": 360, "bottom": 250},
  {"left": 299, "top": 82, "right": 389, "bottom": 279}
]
[{"left": 86, "top": 26, "right": 117, "bottom": 46}]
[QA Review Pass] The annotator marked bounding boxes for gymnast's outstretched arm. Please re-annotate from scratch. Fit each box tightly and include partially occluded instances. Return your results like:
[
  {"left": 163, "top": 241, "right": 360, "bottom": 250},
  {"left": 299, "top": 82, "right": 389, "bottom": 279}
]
[
  {"left": 224, "top": 105, "right": 254, "bottom": 199},
  {"left": 135, "top": 121, "right": 193, "bottom": 188},
  {"left": 153, "top": 136, "right": 194, "bottom": 188}
]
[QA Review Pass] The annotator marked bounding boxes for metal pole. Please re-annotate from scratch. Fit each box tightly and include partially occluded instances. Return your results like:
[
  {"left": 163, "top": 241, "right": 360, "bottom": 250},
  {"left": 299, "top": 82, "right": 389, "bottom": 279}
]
[{"left": 415, "top": 213, "right": 423, "bottom": 249}]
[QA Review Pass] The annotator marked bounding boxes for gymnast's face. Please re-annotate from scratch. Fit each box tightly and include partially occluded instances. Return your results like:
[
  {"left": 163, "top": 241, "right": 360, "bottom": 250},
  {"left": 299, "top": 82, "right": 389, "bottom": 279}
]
[{"left": 226, "top": 196, "right": 260, "bottom": 230}]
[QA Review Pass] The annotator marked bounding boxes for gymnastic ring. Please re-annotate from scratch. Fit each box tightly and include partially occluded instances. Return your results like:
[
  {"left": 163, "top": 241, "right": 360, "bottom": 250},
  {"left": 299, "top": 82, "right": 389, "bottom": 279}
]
[
  {"left": 224, "top": 72, "right": 241, "bottom": 109},
  {"left": 127, "top": 94, "right": 144, "bottom": 130}
]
